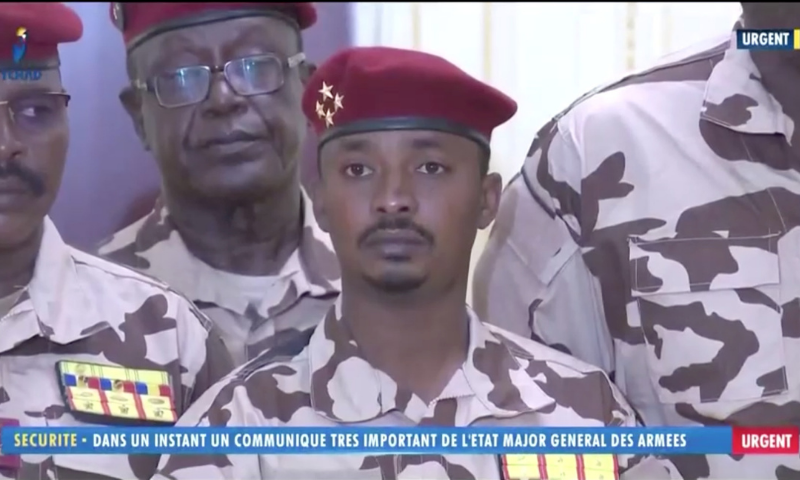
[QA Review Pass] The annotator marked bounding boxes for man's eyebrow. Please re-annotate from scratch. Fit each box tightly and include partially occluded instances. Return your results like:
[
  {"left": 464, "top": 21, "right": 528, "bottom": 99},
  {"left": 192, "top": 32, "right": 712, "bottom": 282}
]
[
  {"left": 1, "top": 84, "right": 63, "bottom": 98},
  {"left": 145, "top": 37, "right": 202, "bottom": 73},
  {"left": 408, "top": 137, "right": 444, "bottom": 150},
  {"left": 336, "top": 138, "right": 370, "bottom": 153},
  {"left": 236, "top": 27, "right": 283, "bottom": 50},
  {"left": 158, "top": 35, "right": 196, "bottom": 54}
]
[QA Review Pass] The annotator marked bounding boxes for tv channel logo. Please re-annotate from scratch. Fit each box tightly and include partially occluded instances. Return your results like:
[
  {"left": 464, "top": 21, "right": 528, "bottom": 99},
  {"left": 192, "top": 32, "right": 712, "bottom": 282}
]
[{"left": 1, "top": 27, "right": 43, "bottom": 81}]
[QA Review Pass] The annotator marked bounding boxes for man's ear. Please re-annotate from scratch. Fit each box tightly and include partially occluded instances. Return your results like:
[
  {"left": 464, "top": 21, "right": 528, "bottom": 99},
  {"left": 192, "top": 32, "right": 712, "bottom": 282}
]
[
  {"left": 300, "top": 61, "right": 317, "bottom": 86},
  {"left": 477, "top": 172, "right": 502, "bottom": 230},
  {"left": 118, "top": 86, "right": 150, "bottom": 151}
]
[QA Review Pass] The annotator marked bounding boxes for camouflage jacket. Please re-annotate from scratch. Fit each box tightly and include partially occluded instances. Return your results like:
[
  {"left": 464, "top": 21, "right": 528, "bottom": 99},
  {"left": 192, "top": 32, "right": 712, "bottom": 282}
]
[
  {"left": 0, "top": 217, "right": 233, "bottom": 480},
  {"left": 152, "top": 301, "right": 681, "bottom": 480},
  {"left": 473, "top": 24, "right": 800, "bottom": 480},
  {"left": 97, "top": 189, "right": 341, "bottom": 366}
]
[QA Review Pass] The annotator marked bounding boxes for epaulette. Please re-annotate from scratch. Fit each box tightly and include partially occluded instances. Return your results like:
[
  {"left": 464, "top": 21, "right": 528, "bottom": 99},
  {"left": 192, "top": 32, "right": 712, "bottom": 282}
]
[{"left": 235, "top": 328, "right": 315, "bottom": 381}]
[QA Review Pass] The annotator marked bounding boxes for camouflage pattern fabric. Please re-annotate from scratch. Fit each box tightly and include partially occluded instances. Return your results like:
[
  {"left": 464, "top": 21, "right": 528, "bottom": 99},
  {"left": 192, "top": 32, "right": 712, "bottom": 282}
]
[
  {"left": 0, "top": 217, "right": 233, "bottom": 479},
  {"left": 97, "top": 189, "right": 341, "bottom": 365},
  {"left": 473, "top": 24, "right": 800, "bottom": 480},
  {"left": 152, "top": 301, "right": 681, "bottom": 480}
]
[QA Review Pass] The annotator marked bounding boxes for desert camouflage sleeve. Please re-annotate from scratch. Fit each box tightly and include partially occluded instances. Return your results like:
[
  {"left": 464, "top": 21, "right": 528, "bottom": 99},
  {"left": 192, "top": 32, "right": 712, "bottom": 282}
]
[
  {"left": 600, "top": 374, "right": 682, "bottom": 479},
  {"left": 123, "top": 298, "right": 236, "bottom": 479},
  {"left": 473, "top": 118, "right": 614, "bottom": 374},
  {"left": 177, "top": 300, "right": 237, "bottom": 404},
  {"left": 152, "top": 372, "right": 262, "bottom": 480}
]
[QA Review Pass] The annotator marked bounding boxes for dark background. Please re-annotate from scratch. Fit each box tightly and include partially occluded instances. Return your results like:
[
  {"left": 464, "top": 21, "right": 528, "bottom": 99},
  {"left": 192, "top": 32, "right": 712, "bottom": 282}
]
[{"left": 54, "top": 3, "right": 353, "bottom": 249}]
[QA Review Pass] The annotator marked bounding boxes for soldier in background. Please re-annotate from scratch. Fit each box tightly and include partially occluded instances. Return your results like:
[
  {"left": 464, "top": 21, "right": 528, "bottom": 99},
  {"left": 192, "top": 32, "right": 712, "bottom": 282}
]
[
  {"left": 0, "top": 4, "right": 233, "bottom": 479},
  {"left": 151, "top": 46, "right": 681, "bottom": 480},
  {"left": 97, "top": 3, "right": 340, "bottom": 366},
  {"left": 474, "top": 3, "right": 800, "bottom": 479}
]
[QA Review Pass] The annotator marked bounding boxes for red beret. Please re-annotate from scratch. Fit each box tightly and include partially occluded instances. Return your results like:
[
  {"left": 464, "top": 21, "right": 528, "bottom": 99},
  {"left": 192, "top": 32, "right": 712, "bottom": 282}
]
[
  {"left": 0, "top": 3, "right": 83, "bottom": 63},
  {"left": 111, "top": 3, "right": 317, "bottom": 51},
  {"left": 302, "top": 46, "right": 517, "bottom": 150}
]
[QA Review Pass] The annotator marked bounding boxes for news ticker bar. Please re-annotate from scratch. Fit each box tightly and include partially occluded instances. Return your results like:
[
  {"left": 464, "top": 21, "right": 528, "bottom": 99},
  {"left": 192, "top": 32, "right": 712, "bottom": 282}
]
[{"left": 0, "top": 426, "right": 797, "bottom": 455}]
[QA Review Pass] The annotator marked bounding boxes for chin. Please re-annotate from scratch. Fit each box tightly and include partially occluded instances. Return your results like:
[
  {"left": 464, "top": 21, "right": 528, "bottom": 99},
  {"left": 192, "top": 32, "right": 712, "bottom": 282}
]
[
  {"left": 189, "top": 174, "right": 283, "bottom": 202},
  {"left": 0, "top": 214, "right": 42, "bottom": 250},
  {"left": 365, "top": 271, "right": 427, "bottom": 294}
]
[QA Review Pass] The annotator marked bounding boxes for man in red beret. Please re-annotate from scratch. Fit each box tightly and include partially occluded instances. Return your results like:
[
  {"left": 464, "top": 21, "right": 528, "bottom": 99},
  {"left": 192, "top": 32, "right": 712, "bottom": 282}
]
[
  {"left": 151, "top": 46, "right": 681, "bottom": 480},
  {"left": 97, "top": 3, "right": 340, "bottom": 367},
  {"left": 0, "top": 3, "right": 234, "bottom": 480}
]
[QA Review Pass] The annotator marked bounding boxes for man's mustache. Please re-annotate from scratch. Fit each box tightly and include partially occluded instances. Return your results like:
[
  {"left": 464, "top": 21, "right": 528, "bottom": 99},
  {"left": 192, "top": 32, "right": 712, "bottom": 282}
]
[
  {"left": 0, "top": 161, "right": 45, "bottom": 197},
  {"left": 357, "top": 216, "right": 435, "bottom": 247}
]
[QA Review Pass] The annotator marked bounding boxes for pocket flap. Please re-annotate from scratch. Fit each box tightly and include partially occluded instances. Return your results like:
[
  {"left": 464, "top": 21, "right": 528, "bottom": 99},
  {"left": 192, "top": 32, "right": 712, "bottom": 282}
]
[
  {"left": 629, "top": 231, "right": 780, "bottom": 296},
  {"left": 504, "top": 180, "right": 580, "bottom": 286}
]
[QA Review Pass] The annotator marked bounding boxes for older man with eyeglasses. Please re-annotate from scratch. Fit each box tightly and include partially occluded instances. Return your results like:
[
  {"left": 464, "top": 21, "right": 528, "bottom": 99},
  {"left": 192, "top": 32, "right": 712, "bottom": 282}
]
[
  {"left": 98, "top": 3, "right": 341, "bottom": 367},
  {"left": 0, "top": 4, "right": 234, "bottom": 479}
]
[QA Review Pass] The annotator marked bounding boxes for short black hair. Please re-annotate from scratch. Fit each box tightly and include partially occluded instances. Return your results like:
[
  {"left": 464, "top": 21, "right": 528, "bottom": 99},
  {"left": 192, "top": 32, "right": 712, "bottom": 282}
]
[{"left": 479, "top": 148, "right": 490, "bottom": 176}]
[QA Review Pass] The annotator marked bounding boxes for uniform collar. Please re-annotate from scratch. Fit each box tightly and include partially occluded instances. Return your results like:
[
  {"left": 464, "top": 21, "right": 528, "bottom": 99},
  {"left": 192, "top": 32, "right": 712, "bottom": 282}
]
[
  {"left": 702, "top": 19, "right": 792, "bottom": 137},
  {"left": 307, "top": 299, "right": 555, "bottom": 424},
  {"left": 2, "top": 217, "right": 103, "bottom": 350},
  {"left": 118, "top": 189, "right": 340, "bottom": 319}
]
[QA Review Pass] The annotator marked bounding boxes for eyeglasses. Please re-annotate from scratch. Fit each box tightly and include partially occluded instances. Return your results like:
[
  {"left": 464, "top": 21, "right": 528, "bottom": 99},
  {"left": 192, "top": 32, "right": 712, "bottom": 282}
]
[
  {"left": 0, "top": 92, "right": 70, "bottom": 136},
  {"left": 133, "top": 52, "right": 306, "bottom": 109}
]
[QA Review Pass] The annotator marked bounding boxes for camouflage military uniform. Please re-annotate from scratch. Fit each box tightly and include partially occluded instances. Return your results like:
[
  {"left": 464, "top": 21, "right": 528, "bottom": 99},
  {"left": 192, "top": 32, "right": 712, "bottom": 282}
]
[
  {"left": 98, "top": 190, "right": 340, "bottom": 365},
  {"left": 0, "top": 217, "right": 232, "bottom": 479},
  {"left": 152, "top": 302, "right": 680, "bottom": 480},
  {"left": 474, "top": 24, "right": 800, "bottom": 479}
]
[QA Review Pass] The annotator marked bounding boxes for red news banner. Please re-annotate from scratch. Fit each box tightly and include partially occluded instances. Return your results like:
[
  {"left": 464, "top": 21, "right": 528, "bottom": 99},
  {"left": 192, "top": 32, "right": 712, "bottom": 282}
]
[{"left": 732, "top": 426, "right": 799, "bottom": 455}]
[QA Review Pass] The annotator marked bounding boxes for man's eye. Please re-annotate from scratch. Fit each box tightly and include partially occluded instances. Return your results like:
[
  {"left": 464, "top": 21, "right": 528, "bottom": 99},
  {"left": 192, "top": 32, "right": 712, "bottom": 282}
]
[
  {"left": 14, "top": 104, "right": 53, "bottom": 118},
  {"left": 417, "top": 162, "right": 447, "bottom": 175},
  {"left": 344, "top": 164, "right": 373, "bottom": 177}
]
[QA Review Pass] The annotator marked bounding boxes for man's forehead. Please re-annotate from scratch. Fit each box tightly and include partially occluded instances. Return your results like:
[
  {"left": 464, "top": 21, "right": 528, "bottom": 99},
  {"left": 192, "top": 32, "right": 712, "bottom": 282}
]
[
  {"left": 328, "top": 130, "right": 465, "bottom": 153},
  {"left": 133, "top": 15, "right": 296, "bottom": 61},
  {"left": 0, "top": 69, "right": 62, "bottom": 98}
]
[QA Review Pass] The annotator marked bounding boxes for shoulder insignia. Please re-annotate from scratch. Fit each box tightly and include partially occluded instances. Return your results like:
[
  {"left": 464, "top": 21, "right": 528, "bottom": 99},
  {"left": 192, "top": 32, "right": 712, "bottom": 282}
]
[
  {"left": 500, "top": 454, "right": 619, "bottom": 480},
  {"left": 236, "top": 327, "right": 314, "bottom": 380},
  {"left": 57, "top": 361, "right": 176, "bottom": 425},
  {"left": 0, "top": 418, "right": 19, "bottom": 470}
]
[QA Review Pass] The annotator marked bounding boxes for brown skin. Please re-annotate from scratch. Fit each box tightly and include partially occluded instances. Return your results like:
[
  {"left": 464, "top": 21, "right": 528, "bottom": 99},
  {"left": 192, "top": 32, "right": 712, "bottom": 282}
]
[
  {"left": 315, "top": 129, "right": 502, "bottom": 402},
  {"left": 120, "top": 16, "right": 313, "bottom": 275},
  {"left": 0, "top": 69, "right": 69, "bottom": 299},
  {"left": 741, "top": 3, "right": 800, "bottom": 147}
]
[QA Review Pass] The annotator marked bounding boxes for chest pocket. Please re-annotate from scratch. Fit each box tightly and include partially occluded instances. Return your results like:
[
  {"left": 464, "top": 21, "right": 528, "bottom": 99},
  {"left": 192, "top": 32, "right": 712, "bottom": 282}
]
[{"left": 628, "top": 231, "right": 788, "bottom": 405}]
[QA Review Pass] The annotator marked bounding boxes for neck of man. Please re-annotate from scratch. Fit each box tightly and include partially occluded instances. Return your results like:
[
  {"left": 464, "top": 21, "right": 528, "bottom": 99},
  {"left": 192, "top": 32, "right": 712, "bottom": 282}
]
[
  {"left": 751, "top": 51, "right": 800, "bottom": 142},
  {"left": 0, "top": 226, "right": 42, "bottom": 300},
  {"left": 164, "top": 180, "right": 303, "bottom": 276},
  {"left": 342, "top": 280, "right": 470, "bottom": 403}
]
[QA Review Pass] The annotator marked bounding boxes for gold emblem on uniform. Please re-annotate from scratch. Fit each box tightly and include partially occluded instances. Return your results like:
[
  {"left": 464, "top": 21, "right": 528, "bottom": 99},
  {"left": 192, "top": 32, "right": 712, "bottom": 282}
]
[
  {"left": 56, "top": 361, "right": 177, "bottom": 424},
  {"left": 500, "top": 454, "right": 618, "bottom": 480},
  {"left": 316, "top": 81, "right": 344, "bottom": 128}
]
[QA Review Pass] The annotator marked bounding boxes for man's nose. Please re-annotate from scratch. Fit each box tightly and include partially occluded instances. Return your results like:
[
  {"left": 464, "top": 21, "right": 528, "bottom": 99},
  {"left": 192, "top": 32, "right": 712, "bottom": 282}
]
[
  {"left": 201, "top": 71, "right": 247, "bottom": 117},
  {"left": 371, "top": 170, "right": 419, "bottom": 215},
  {"left": 0, "top": 109, "right": 24, "bottom": 163}
]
